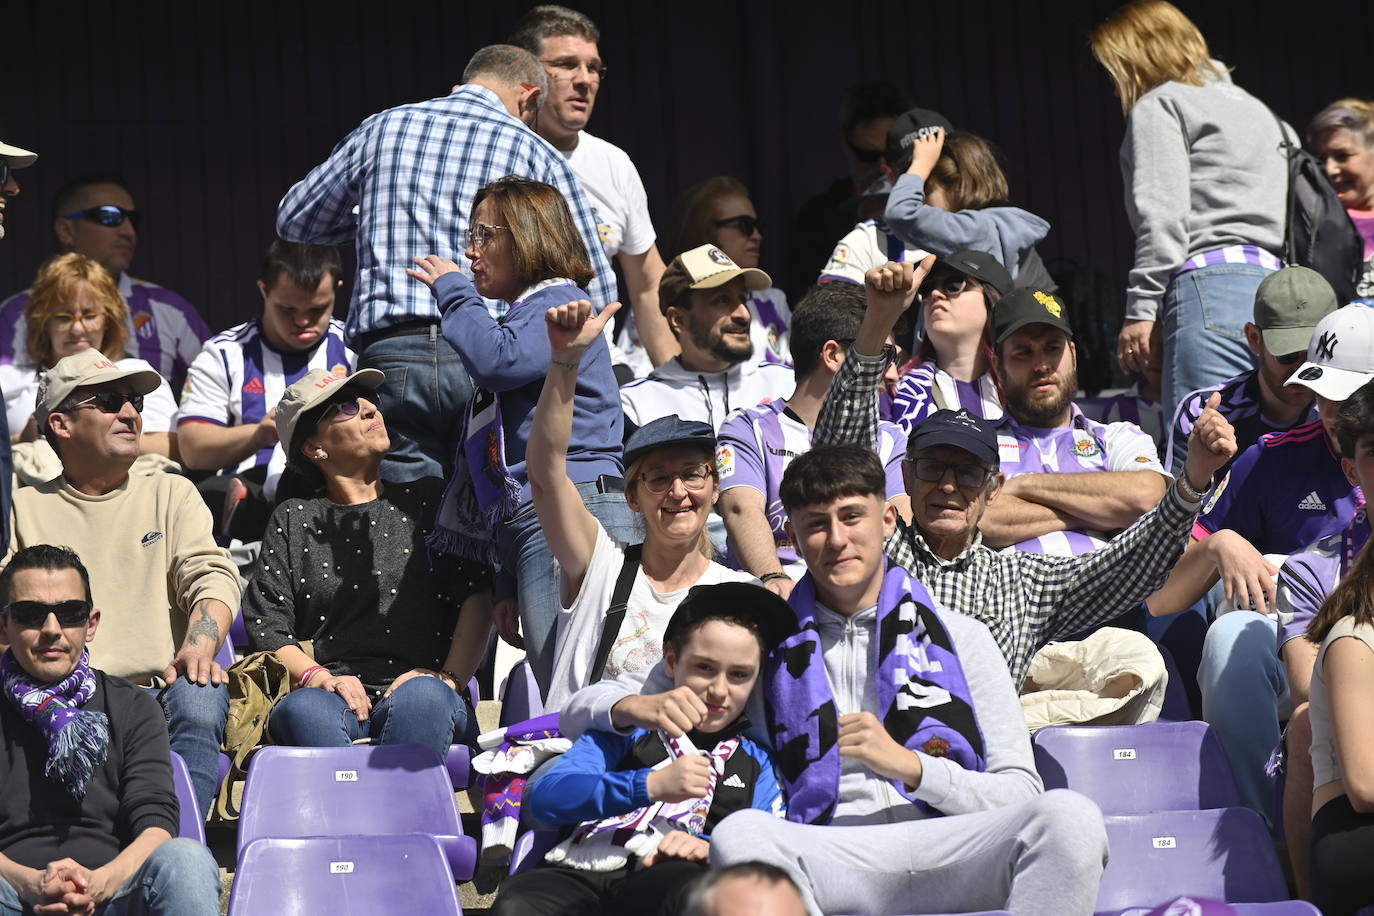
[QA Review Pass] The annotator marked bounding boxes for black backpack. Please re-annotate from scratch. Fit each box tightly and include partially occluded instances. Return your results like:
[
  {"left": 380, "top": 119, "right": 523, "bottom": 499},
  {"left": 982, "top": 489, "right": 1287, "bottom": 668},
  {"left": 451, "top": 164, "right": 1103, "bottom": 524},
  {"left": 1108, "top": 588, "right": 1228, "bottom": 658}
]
[{"left": 1271, "top": 109, "right": 1363, "bottom": 304}]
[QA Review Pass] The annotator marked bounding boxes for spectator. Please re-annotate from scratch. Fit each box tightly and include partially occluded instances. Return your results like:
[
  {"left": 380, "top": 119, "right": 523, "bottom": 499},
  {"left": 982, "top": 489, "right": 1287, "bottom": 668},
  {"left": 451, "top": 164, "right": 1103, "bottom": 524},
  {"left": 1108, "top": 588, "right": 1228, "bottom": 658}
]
[
  {"left": 407, "top": 176, "right": 636, "bottom": 691},
  {"left": 977, "top": 288, "right": 1170, "bottom": 557},
  {"left": 683, "top": 862, "right": 809, "bottom": 916},
  {"left": 510, "top": 5, "right": 676, "bottom": 375},
  {"left": 0, "top": 136, "right": 34, "bottom": 557},
  {"left": 1308, "top": 98, "right": 1374, "bottom": 299},
  {"left": 889, "top": 249, "right": 1012, "bottom": 431},
  {"left": 1092, "top": 0, "right": 1287, "bottom": 415},
  {"left": 620, "top": 245, "right": 794, "bottom": 438},
  {"left": 0, "top": 173, "right": 210, "bottom": 394},
  {"left": 243, "top": 368, "right": 491, "bottom": 763},
  {"left": 670, "top": 178, "right": 792, "bottom": 365},
  {"left": 4, "top": 349, "right": 240, "bottom": 819},
  {"left": 717, "top": 282, "right": 910, "bottom": 593},
  {"left": 177, "top": 240, "right": 351, "bottom": 541},
  {"left": 491, "top": 583, "right": 792, "bottom": 916},
  {"left": 277, "top": 44, "right": 614, "bottom": 482},
  {"left": 533, "top": 299, "right": 756, "bottom": 709},
  {"left": 786, "top": 81, "right": 911, "bottom": 299},
  {"left": 0, "top": 545, "right": 220, "bottom": 915},
  {"left": 0, "top": 254, "right": 177, "bottom": 459}
]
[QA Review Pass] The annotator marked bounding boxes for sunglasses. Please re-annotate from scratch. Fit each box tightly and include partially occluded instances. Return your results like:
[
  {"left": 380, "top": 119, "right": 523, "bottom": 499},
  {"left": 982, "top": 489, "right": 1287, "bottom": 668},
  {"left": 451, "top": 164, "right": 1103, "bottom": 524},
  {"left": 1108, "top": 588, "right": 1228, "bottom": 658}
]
[
  {"left": 1274, "top": 351, "right": 1306, "bottom": 366},
  {"left": 846, "top": 139, "right": 885, "bottom": 164},
  {"left": 71, "top": 391, "right": 143, "bottom": 414},
  {"left": 0, "top": 163, "right": 10, "bottom": 186},
  {"left": 910, "top": 457, "right": 994, "bottom": 490},
  {"left": 465, "top": 222, "right": 508, "bottom": 250},
  {"left": 318, "top": 396, "right": 365, "bottom": 426},
  {"left": 2, "top": 599, "right": 93, "bottom": 628},
  {"left": 638, "top": 462, "right": 716, "bottom": 495},
  {"left": 714, "top": 215, "right": 763, "bottom": 237},
  {"left": 62, "top": 205, "right": 140, "bottom": 230},
  {"left": 919, "top": 274, "right": 981, "bottom": 301}
]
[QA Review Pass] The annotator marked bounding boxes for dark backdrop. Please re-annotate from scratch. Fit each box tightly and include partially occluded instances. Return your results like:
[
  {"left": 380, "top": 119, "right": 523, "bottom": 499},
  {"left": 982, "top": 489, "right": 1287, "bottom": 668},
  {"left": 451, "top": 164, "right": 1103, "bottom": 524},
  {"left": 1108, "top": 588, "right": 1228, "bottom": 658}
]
[{"left": 0, "top": 0, "right": 1368, "bottom": 343}]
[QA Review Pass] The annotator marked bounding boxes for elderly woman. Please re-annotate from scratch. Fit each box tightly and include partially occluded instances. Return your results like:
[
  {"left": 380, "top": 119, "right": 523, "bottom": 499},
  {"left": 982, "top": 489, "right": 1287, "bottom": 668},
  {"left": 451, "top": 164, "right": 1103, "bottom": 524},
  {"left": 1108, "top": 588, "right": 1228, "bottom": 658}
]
[
  {"left": 243, "top": 368, "right": 492, "bottom": 760},
  {"left": 1309, "top": 98, "right": 1374, "bottom": 299},
  {"left": 407, "top": 175, "right": 637, "bottom": 694},
  {"left": 0, "top": 253, "right": 176, "bottom": 457}
]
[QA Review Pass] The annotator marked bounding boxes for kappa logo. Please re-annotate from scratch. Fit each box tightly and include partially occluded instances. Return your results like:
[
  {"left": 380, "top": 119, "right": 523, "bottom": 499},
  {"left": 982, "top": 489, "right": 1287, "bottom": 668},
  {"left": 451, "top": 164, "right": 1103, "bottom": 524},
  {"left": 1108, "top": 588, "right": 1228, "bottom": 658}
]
[
  {"left": 1298, "top": 491, "right": 1327, "bottom": 511},
  {"left": 243, "top": 377, "right": 265, "bottom": 394},
  {"left": 141, "top": 531, "right": 164, "bottom": 548},
  {"left": 1315, "top": 330, "right": 1339, "bottom": 361},
  {"left": 720, "top": 773, "right": 747, "bottom": 789},
  {"left": 706, "top": 247, "right": 733, "bottom": 266},
  {"left": 1033, "top": 290, "right": 1063, "bottom": 318}
]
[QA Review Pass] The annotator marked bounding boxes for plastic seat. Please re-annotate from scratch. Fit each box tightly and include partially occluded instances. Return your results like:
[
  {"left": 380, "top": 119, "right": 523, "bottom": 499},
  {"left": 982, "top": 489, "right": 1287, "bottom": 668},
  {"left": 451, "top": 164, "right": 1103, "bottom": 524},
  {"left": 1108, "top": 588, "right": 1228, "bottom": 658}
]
[
  {"left": 499, "top": 660, "right": 544, "bottom": 728},
  {"left": 214, "top": 632, "right": 235, "bottom": 671},
  {"left": 1096, "top": 808, "right": 1288, "bottom": 914},
  {"left": 238, "top": 744, "right": 477, "bottom": 881},
  {"left": 1118, "top": 901, "right": 1321, "bottom": 915},
  {"left": 169, "top": 750, "right": 205, "bottom": 844},
  {"left": 509, "top": 828, "right": 563, "bottom": 875},
  {"left": 228, "top": 834, "right": 461, "bottom": 915},
  {"left": 228, "top": 613, "right": 248, "bottom": 654},
  {"left": 1033, "top": 721, "right": 1241, "bottom": 815}
]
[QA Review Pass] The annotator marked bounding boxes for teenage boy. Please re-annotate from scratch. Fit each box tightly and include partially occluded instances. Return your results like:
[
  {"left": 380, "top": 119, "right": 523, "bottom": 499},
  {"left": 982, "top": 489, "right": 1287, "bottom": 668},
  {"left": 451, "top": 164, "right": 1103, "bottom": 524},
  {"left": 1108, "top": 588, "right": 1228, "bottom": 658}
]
[{"left": 492, "top": 582, "right": 793, "bottom": 916}]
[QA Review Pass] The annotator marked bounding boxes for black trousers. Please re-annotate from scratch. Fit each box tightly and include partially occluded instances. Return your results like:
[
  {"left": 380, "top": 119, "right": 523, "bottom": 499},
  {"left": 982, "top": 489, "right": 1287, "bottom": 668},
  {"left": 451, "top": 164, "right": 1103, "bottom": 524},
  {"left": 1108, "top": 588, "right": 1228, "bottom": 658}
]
[
  {"left": 1312, "top": 793, "right": 1374, "bottom": 915},
  {"left": 490, "top": 858, "right": 707, "bottom": 916}
]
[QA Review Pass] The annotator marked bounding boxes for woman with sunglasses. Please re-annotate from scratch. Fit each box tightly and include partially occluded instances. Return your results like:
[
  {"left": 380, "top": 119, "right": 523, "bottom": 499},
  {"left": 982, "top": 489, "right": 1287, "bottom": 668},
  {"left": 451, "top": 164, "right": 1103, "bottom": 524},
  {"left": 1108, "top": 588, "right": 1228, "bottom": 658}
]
[
  {"left": 243, "top": 368, "right": 493, "bottom": 760},
  {"left": 532, "top": 300, "right": 756, "bottom": 710},
  {"left": 0, "top": 253, "right": 176, "bottom": 460},
  {"left": 890, "top": 250, "right": 1013, "bottom": 434},
  {"left": 407, "top": 175, "right": 637, "bottom": 694}
]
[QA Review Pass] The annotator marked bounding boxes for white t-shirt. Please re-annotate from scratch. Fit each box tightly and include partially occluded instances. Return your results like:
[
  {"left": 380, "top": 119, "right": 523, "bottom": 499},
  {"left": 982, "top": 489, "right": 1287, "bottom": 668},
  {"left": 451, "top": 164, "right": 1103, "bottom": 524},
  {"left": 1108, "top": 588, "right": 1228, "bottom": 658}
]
[
  {"left": 563, "top": 131, "right": 656, "bottom": 261},
  {"left": 619, "top": 356, "right": 796, "bottom": 434},
  {"left": 0, "top": 357, "right": 177, "bottom": 435},
  {"left": 820, "top": 219, "right": 931, "bottom": 285},
  {"left": 544, "top": 523, "right": 757, "bottom": 711}
]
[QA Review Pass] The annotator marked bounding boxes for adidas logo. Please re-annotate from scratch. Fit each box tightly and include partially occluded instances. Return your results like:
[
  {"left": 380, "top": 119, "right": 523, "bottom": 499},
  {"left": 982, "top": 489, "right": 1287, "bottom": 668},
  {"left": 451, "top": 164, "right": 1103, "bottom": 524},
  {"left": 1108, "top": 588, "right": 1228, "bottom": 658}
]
[
  {"left": 720, "top": 773, "right": 746, "bottom": 789},
  {"left": 243, "top": 377, "right": 265, "bottom": 394},
  {"left": 1297, "top": 491, "right": 1327, "bottom": 511}
]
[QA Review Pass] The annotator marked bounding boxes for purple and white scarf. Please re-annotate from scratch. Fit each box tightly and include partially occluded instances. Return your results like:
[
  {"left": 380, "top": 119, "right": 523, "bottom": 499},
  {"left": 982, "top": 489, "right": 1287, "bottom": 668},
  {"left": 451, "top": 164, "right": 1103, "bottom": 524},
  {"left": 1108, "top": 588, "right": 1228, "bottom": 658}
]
[
  {"left": 544, "top": 730, "right": 741, "bottom": 872},
  {"left": 766, "top": 566, "right": 986, "bottom": 824},
  {"left": 473, "top": 713, "right": 570, "bottom": 863},
  {"left": 1, "top": 649, "right": 109, "bottom": 798}
]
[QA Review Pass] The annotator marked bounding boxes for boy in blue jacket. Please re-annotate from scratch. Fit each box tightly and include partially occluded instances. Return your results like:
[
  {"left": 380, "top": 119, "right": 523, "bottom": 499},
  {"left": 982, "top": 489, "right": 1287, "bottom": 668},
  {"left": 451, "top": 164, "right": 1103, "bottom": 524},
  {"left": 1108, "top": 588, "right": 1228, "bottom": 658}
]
[{"left": 491, "top": 581, "right": 793, "bottom": 916}]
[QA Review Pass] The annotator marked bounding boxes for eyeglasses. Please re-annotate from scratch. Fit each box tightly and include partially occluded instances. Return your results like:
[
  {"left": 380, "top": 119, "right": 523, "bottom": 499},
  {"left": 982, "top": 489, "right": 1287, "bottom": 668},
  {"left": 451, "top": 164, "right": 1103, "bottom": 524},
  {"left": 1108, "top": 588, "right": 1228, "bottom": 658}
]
[
  {"left": 1274, "top": 351, "right": 1306, "bottom": 366},
  {"left": 318, "top": 396, "right": 364, "bottom": 426},
  {"left": 2, "top": 599, "right": 92, "bottom": 628},
  {"left": 465, "top": 222, "right": 509, "bottom": 250},
  {"left": 62, "top": 205, "right": 140, "bottom": 230},
  {"left": 0, "top": 163, "right": 10, "bottom": 187},
  {"left": 846, "top": 139, "right": 884, "bottom": 164},
  {"left": 48, "top": 309, "right": 105, "bottom": 330},
  {"left": 714, "top": 215, "right": 763, "bottom": 237},
  {"left": 919, "top": 275, "right": 981, "bottom": 301},
  {"left": 638, "top": 463, "right": 716, "bottom": 495},
  {"left": 539, "top": 57, "right": 608, "bottom": 82},
  {"left": 70, "top": 391, "right": 143, "bottom": 414},
  {"left": 910, "top": 457, "right": 993, "bottom": 490}
]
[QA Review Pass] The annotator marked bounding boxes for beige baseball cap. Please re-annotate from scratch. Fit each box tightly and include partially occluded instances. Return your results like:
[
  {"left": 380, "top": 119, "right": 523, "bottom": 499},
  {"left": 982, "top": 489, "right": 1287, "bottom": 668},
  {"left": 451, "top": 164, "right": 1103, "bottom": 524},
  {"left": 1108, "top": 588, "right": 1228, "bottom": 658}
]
[
  {"left": 36, "top": 350, "right": 161, "bottom": 427},
  {"left": 275, "top": 367, "right": 385, "bottom": 457},
  {"left": 0, "top": 139, "right": 37, "bottom": 169},
  {"left": 658, "top": 244, "right": 771, "bottom": 315}
]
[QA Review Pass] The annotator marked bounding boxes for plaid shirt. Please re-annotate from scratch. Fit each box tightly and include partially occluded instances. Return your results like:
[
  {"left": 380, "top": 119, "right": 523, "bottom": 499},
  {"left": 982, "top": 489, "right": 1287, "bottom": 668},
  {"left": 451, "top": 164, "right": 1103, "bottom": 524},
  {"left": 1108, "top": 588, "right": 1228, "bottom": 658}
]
[
  {"left": 814, "top": 349, "right": 1205, "bottom": 685},
  {"left": 277, "top": 85, "right": 614, "bottom": 338}
]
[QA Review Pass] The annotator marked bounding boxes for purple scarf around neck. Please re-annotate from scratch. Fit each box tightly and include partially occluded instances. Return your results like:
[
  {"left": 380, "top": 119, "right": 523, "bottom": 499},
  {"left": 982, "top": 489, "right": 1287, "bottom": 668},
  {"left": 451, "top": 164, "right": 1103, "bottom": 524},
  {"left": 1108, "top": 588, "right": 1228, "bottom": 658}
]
[
  {"left": 765, "top": 565, "right": 986, "bottom": 824},
  {"left": 1, "top": 649, "right": 109, "bottom": 799}
]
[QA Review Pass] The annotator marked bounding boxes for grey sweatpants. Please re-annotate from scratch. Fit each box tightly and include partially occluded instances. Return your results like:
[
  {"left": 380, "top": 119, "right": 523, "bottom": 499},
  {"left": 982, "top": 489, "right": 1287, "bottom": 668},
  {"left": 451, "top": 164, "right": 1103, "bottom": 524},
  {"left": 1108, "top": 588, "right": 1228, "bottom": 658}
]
[{"left": 710, "top": 789, "right": 1108, "bottom": 916}]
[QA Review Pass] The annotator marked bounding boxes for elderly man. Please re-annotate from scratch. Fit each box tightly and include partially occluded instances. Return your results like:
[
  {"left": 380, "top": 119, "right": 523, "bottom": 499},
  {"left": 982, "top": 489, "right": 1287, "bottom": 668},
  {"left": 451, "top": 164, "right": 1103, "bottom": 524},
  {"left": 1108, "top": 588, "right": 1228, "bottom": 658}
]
[
  {"left": 278, "top": 43, "right": 613, "bottom": 482},
  {"left": 3, "top": 349, "right": 240, "bottom": 820},
  {"left": 0, "top": 544, "right": 219, "bottom": 914}
]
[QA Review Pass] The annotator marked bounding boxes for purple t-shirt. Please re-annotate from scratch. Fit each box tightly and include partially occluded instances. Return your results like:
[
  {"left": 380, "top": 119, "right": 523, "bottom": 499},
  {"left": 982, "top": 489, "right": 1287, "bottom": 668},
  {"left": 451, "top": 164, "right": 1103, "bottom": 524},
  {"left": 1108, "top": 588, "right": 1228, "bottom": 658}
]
[
  {"left": 1164, "top": 370, "right": 1313, "bottom": 478},
  {"left": 1276, "top": 506, "right": 1370, "bottom": 648}
]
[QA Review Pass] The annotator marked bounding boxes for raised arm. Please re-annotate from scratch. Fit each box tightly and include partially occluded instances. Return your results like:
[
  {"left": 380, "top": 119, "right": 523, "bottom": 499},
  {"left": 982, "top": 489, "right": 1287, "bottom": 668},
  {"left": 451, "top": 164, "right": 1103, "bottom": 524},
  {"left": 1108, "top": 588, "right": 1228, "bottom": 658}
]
[{"left": 619, "top": 246, "right": 678, "bottom": 367}]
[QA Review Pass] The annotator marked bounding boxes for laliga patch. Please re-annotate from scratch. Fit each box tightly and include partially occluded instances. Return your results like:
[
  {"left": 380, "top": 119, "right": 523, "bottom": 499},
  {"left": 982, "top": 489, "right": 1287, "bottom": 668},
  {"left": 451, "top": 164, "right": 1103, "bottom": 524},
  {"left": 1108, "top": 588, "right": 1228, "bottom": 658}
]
[
  {"left": 1033, "top": 290, "right": 1063, "bottom": 318},
  {"left": 707, "top": 247, "right": 732, "bottom": 265},
  {"left": 829, "top": 244, "right": 849, "bottom": 265},
  {"left": 715, "top": 444, "right": 736, "bottom": 478},
  {"left": 1073, "top": 437, "right": 1100, "bottom": 458},
  {"left": 1203, "top": 470, "right": 1230, "bottom": 514}
]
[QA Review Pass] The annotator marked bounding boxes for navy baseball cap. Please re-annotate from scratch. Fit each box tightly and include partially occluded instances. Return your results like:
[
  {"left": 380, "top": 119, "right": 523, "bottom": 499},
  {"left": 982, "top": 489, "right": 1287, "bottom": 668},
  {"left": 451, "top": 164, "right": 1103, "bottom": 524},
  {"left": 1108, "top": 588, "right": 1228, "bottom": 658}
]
[
  {"left": 992, "top": 288, "right": 1073, "bottom": 345},
  {"left": 624, "top": 415, "right": 716, "bottom": 468},
  {"left": 930, "top": 249, "right": 1013, "bottom": 298},
  {"left": 664, "top": 582, "right": 799, "bottom": 653},
  {"left": 907, "top": 409, "right": 999, "bottom": 465}
]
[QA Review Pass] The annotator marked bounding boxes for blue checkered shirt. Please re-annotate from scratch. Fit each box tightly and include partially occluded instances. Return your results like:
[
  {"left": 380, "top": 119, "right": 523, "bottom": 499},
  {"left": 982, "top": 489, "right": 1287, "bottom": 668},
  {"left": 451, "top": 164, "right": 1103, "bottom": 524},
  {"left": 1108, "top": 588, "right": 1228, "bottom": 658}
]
[{"left": 277, "top": 85, "right": 614, "bottom": 338}]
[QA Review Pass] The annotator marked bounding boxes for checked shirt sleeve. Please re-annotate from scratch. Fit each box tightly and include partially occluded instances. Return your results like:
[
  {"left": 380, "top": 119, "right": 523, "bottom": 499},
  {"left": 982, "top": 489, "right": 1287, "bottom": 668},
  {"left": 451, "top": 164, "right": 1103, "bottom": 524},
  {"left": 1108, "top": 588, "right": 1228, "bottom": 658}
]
[
  {"left": 814, "top": 348, "right": 890, "bottom": 452},
  {"left": 277, "top": 120, "right": 367, "bottom": 245}
]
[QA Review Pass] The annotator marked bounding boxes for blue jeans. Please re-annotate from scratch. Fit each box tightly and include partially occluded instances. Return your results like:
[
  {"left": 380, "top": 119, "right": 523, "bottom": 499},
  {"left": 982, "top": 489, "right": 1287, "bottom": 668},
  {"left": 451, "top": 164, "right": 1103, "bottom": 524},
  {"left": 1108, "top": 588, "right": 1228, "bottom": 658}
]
[
  {"left": 357, "top": 325, "right": 473, "bottom": 483},
  {"left": 496, "top": 486, "right": 641, "bottom": 691},
  {"left": 267, "top": 675, "right": 479, "bottom": 762},
  {"left": 1198, "top": 610, "right": 1287, "bottom": 822},
  {"left": 155, "top": 679, "right": 228, "bottom": 823},
  {"left": 0, "top": 838, "right": 220, "bottom": 915},
  {"left": 1161, "top": 263, "right": 1270, "bottom": 419}
]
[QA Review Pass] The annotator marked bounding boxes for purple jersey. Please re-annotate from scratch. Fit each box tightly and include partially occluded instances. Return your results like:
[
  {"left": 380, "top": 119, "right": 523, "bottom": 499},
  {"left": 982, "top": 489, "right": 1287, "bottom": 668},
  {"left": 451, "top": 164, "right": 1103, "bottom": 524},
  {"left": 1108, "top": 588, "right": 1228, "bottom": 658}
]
[
  {"left": 1196, "top": 420, "right": 1361, "bottom": 552},
  {"left": 1165, "top": 370, "right": 1315, "bottom": 477},
  {"left": 890, "top": 361, "right": 1003, "bottom": 436},
  {"left": 997, "top": 405, "right": 1168, "bottom": 556},
  {"left": 1275, "top": 505, "right": 1368, "bottom": 649},
  {"left": 716, "top": 399, "right": 907, "bottom": 573}
]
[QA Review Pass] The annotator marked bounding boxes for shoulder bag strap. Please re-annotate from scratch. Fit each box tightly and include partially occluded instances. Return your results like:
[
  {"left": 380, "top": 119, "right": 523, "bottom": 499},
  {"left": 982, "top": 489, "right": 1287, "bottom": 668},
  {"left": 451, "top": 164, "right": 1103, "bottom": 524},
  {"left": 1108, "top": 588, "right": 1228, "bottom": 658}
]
[{"left": 589, "top": 542, "right": 644, "bottom": 684}]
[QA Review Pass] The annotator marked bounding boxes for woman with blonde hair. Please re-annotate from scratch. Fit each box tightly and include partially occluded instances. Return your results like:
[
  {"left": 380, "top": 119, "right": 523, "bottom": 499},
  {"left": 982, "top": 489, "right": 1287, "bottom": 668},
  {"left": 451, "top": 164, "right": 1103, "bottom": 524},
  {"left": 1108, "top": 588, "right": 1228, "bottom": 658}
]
[
  {"left": 1091, "top": 0, "right": 1288, "bottom": 417},
  {"left": 1309, "top": 98, "right": 1374, "bottom": 299},
  {"left": 0, "top": 252, "right": 176, "bottom": 456}
]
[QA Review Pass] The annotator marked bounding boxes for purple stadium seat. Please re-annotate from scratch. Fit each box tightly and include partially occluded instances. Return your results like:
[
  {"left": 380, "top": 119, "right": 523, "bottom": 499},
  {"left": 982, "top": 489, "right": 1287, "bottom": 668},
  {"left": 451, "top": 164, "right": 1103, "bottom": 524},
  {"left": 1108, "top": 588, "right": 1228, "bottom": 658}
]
[
  {"left": 214, "top": 632, "right": 235, "bottom": 671},
  {"left": 1118, "top": 900, "right": 1321, "bottom": 915},
  {"left": 238, "top": 744, "right": 477, "bottom": 881},
  {"left": 228, "top": 613, "right": 248, "bottom": 654},
  {"left": 228, "top": 834, "right": 461, "bottom": 915},
  {"left": 499, "top": 660, "right": 543, "bottom": 727},
  {"left": 1096, "top": 808, "right": 1288, "bottom": 914},
  {"left": 509, "top": 829, "right": 563, "bottom": 875},
  {"left": 444, "top": 744, "right": 471, "bottom": 790},
  {"left": 1033, "top": 721, "right": 1241, "bottom": 815},
  {"left": 169, "top": 751, "right": 205, "bottom": 844}
]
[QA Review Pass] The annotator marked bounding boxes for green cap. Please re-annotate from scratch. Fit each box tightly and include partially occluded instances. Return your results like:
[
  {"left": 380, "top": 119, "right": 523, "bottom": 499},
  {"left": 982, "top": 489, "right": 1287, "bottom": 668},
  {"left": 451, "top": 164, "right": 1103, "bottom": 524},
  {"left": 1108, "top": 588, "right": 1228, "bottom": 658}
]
[{"left": 1254, "top": 267, "right": 1338, "bottom": 357}]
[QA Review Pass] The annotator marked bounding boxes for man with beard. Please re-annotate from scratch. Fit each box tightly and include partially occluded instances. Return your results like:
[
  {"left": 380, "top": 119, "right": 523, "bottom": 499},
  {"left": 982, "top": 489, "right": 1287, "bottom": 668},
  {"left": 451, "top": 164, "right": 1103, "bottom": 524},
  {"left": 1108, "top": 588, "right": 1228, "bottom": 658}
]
[
  {"left": 977, "top": 288, "right": 1170, "bottom": 556},
  {"left": 620, "top": 245, "right": 795, "bottom": 438}
]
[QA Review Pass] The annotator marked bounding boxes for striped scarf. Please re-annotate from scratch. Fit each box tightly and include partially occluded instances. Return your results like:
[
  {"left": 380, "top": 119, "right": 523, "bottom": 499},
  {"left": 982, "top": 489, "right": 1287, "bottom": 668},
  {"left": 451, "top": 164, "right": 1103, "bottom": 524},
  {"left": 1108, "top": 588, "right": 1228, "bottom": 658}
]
[{"left": 1, "top": 649, "right": 109, "bottom": 798}]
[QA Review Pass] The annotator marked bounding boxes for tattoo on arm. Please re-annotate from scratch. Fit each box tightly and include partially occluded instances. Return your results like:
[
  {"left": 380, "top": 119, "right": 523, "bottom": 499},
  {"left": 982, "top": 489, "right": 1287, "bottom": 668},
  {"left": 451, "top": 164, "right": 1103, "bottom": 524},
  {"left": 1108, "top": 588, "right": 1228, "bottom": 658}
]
[{"left": 186, "top": 601, "right": 220, "bottom": 649}]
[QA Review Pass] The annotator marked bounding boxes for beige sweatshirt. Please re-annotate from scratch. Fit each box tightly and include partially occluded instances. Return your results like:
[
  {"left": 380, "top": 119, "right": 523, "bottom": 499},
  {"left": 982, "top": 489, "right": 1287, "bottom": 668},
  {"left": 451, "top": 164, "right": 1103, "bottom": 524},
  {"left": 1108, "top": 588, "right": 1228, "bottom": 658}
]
[{"left": 6, "top": 473, "right": 240, "bottom": 684}]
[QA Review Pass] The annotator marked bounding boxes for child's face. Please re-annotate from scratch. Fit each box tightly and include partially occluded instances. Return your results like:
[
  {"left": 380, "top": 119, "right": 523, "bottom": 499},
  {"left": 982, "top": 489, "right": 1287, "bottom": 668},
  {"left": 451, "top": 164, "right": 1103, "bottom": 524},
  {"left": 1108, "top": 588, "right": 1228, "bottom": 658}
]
[{"left": 665, "top": 619, "right": 762, "bottom": 734}]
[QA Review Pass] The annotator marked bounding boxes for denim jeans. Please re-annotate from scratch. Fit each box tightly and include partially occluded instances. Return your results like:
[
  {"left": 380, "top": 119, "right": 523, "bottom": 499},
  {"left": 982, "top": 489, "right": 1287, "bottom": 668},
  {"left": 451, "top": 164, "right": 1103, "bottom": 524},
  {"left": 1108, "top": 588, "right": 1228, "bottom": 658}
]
[
  {"left": 267, "top": 675, "right": 479, "bottom": 763},
  {"left": 155, "top": 679, "right": 229, "bottom": 823},
  {"left": 1161, "top": 263, "right": 1271, "bottom": 418},
  {"left": 357, "top": 325, "right": 474, "bottom": 483},
  {"left": 496, "top": 486, "right": 642, "bottom": 691},
  {"left": 1198, "top": 610, "right": 1287, "bottom": 822},
  {"left": 0, "top": 838, "right": 221, "bottom": 916}
]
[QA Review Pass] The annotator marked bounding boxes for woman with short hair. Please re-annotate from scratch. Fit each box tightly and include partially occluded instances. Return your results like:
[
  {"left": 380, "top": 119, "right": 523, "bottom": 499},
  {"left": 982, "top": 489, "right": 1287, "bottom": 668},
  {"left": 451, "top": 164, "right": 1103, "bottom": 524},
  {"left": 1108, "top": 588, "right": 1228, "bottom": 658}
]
[{"left": 1309, "top": 99, "right": 1374, "bottom": 299}]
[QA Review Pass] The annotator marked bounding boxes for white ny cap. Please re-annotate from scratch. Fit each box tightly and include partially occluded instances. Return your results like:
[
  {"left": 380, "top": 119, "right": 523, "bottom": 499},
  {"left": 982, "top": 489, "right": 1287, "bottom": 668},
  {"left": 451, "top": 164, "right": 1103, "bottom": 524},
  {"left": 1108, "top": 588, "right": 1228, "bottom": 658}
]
[{"left": 1287, "top": 302, "right": 1374, "bottom": 401}]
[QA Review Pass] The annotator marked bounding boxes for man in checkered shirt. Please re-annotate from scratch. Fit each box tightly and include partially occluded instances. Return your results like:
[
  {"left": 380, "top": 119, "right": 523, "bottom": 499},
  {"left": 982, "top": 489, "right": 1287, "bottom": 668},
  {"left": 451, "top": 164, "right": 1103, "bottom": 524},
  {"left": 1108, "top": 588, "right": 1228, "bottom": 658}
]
[{"left": 276, "top": 44, "right": 613, "bottom": 483}]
